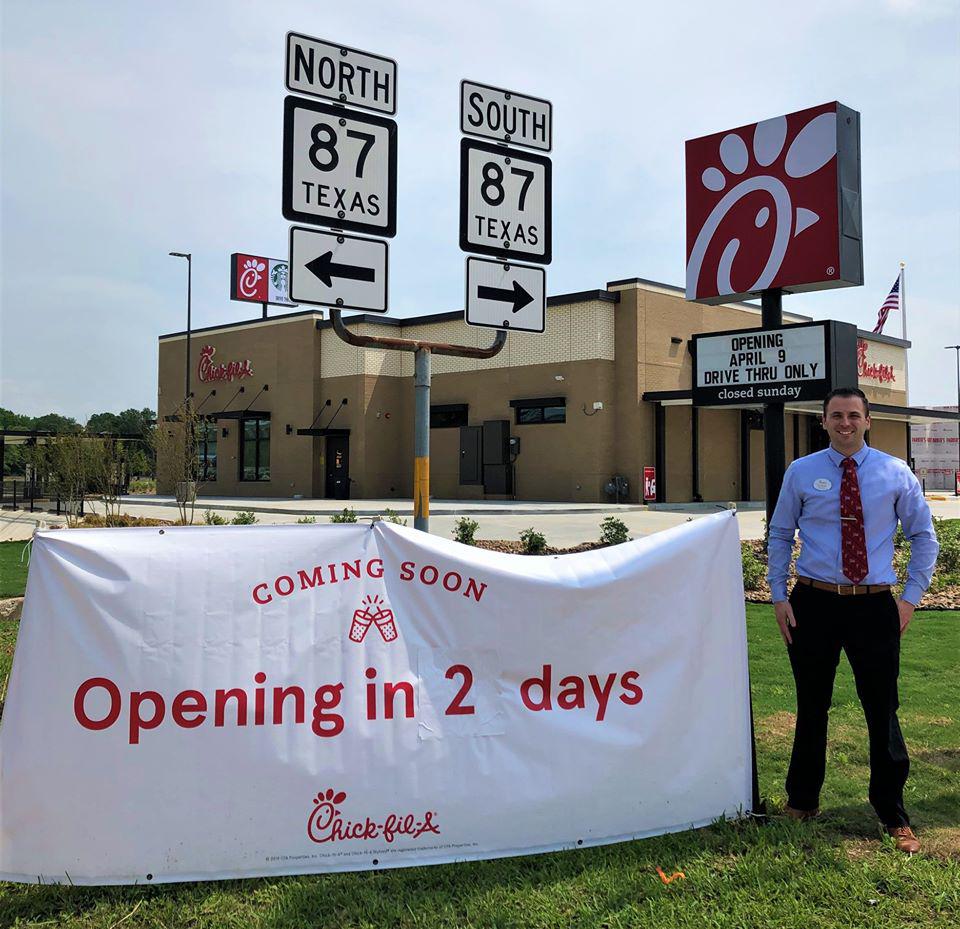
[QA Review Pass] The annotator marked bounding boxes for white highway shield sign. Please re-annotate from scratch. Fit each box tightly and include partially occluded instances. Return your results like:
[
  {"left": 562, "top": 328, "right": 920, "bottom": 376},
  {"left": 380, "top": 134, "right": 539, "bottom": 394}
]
[
  {"left": 283, "top": 96, "right": 397, "bottom": 237},
  {"left": 289, "top": 226, "right": 388, "bottom": 313},
  {"left": 460, "top": 80, "right": 552, "bottom": 151},
  {"left": 460, "top": 139, "right": 551, "bottom": 264},
  {"left": 286, "top": 33, "right": 397, "bottom": 114},
  {"left": 465, "top": 258, "right": 545, "bottom": 332}
]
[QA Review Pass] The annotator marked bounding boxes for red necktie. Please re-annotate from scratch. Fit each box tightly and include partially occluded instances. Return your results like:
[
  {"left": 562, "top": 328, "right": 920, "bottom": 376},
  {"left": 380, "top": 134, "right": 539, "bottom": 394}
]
[{"left": 840, "top": 457, "right": 868, "bottom": 585}]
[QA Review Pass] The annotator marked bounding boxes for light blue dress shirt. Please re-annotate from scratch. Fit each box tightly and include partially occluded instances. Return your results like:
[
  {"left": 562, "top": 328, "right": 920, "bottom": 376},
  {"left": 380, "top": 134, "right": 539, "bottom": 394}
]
[{"left": 767, "top": 444, "right": 939, "bottom": 605}]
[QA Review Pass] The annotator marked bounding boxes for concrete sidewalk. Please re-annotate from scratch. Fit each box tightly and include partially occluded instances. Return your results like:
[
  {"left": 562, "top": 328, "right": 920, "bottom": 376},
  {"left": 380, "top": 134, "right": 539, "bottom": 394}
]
[{"left": 3, "top": 494, "right": 956, "bottom": 546}]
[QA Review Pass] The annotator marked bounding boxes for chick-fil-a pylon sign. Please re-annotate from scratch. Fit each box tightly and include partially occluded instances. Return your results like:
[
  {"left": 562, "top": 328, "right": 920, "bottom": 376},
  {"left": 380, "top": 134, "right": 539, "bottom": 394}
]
[
  {"left": 0, "top": 514, "right": 751, "bottom": 885},
  {"left": 686, "top": 102, "right": 863, "bottom": 304}
]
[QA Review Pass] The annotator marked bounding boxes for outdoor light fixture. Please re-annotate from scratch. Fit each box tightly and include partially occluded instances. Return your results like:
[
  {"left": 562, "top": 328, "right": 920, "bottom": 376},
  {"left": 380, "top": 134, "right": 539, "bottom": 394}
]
[
  {"left": 168, "top": 251, "right": 192, "bottom": 406},
  {"left": 671, "top": 337, "right": 683, "bottom": 345}
]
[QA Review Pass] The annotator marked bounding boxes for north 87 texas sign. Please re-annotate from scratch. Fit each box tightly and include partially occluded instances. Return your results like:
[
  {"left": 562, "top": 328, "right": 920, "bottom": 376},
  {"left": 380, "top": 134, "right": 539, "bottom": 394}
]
[{"left": 685, "top": 101, "right": 862, "bottom": 304}]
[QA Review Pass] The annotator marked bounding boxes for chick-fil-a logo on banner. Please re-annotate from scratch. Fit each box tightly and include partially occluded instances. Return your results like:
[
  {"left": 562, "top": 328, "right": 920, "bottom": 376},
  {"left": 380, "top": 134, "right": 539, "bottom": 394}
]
[
  {"left": 307, "top": 788, "right": 440, "bottom": 845},
  {"left": 686, "top": 102, "right": 845, "bottom": 302}
]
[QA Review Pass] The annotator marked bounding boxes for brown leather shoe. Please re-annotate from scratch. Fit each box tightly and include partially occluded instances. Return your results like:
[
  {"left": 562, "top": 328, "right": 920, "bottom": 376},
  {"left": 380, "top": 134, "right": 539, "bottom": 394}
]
[
  {"left": 783, "top": 804, "right": 821, "bottom": 821},
  {"left": 889, "top": 826, "right": 920, "bottom": 854}
]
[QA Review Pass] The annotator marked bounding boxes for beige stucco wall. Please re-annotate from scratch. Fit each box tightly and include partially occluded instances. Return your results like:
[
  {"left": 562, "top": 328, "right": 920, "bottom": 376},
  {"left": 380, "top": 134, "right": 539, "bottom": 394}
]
[{"left": 157, "top": 282, "right": 913, "bottom": 504}]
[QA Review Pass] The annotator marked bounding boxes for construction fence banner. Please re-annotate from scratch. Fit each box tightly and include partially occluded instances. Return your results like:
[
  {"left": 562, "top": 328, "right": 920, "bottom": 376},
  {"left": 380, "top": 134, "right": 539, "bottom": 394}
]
[{"left": 0, "top": 511, "right": 752, "bottom": 885}]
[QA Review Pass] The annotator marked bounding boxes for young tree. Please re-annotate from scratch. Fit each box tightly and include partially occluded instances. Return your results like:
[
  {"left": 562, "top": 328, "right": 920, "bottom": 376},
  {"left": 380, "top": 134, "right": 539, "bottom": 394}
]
[{"left": 152, "top": 403, "right": 207, "bottom": 524}]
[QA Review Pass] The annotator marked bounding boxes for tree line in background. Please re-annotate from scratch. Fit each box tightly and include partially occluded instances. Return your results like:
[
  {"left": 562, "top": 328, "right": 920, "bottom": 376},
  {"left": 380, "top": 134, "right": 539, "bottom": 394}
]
[{"left": 0, "top": 407, "right": 156, "bottom": 478}]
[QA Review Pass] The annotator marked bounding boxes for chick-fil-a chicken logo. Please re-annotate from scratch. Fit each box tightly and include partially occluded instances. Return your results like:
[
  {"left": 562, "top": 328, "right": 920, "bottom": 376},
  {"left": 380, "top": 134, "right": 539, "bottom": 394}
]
[
  {"left": 686, "top": 102, "right": 841, "bottom": 302},
  {"left": 307, "top": 788, "right": 440, "bottom": 844}
]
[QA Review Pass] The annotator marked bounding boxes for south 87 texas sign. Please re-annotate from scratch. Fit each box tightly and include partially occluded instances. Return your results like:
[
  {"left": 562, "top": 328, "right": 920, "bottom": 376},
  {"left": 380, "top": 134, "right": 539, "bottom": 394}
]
[
  {"left": 459, "top": 138, "right": 552, "bottom": 264},
  {"left": 685, "top": 101, "right": 862, "bottom": 304}
]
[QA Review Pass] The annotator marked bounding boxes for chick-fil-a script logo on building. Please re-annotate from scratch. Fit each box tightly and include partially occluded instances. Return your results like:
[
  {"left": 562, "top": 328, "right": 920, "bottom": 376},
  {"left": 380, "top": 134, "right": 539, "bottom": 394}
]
[
  {"left": 686, "top": 102, "right": 862, "bottom": 304},
  {"left": 197, "top": 345, "right": 254, "bottom": 383}
]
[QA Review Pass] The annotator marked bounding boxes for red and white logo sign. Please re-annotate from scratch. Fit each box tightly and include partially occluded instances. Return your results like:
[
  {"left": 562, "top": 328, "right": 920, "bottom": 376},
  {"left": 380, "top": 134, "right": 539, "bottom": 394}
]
[
  {"left": 686, "top": 102, "right": 845, "bottom": 303},
  {"left": 230, "top": 253, "right": 296, "bottom": 307}
]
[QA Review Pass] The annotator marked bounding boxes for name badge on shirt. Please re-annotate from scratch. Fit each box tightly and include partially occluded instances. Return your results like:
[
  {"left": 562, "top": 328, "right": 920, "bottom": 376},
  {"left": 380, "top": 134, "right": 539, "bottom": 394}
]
[{"left": 813, "top": 478, "right": 832, "bottom": 491}]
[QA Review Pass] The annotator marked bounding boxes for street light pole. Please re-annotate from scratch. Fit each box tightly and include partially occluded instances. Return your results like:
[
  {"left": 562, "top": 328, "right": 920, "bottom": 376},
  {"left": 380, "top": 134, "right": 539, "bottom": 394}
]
[
  {"left": 169, "top": 252, "right": 192, "bottom": 405},
  {"left": 947, "top": 344, "right": 960, "bottom": 495}
]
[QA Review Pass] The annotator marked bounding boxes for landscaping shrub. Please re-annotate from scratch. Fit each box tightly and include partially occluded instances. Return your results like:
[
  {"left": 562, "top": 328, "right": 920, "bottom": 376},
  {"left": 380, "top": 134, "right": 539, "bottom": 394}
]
[
  {"left": 231, "top": 511, "right": 257, "bottom": 525},
  {"left": 599, "top": 516, "right": 630, "bottom": 546},
  {"left": 330, "top": 508, "right": 358, "bottom": 524},
  {"left": 380, "top": 508, "right": 407, "bottom": 526},
  {"left": 453, "top": 517, "right": 479, "bottom": 545},
  {"left": 296, "top": 516, "right": 317, "bottom": 524},
  {"left": 203, "top": 510, "right": 228, "bottom": 525},
  {"left": 520, "top": 527, "right": 547, "bottom": 555},
  {"left": 741, "top": 542, "right": 765, "bottom": 591},
  {"left": 128, "top": 478, "right": 156, "bottom": 494}
]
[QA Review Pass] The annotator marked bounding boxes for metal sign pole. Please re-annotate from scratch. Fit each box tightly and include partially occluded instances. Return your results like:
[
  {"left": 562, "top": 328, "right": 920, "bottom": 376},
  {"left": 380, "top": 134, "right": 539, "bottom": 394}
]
[
  {"left": 413, "top": 349, "right": 431, "bottom": 531},
  {"left": 761, "top": 288, "right": 786, "bottom": 531},
  {"left": 329, "top": 309, "right": 506, "bottom": 532}
]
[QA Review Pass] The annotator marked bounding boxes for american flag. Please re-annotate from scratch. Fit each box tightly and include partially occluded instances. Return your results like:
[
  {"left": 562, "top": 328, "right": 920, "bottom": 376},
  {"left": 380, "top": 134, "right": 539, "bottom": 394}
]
[{"left": 872, "top": 275, "right": 901, "bottom": 334}]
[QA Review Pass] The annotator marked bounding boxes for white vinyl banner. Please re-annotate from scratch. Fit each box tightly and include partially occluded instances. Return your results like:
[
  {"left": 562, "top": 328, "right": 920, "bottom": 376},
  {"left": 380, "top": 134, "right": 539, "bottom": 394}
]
[{"left": 0, "top": 512, "right": 752, "bottom": 885}]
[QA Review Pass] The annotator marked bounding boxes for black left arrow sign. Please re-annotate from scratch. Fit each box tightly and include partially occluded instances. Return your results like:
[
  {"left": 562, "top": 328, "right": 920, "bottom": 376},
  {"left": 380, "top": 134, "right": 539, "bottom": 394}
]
[
  {"left": 305, "top": 251, "right": 376, "bottom": 288},
  {"left": 477, "top": 280, "right": 533, "bottom": 314}
]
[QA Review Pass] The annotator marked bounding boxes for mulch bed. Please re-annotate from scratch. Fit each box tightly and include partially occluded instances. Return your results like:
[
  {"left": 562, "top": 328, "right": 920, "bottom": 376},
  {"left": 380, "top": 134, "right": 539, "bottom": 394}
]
[{"left": 739, "top": 539, "right": 959, "bottom": 611}]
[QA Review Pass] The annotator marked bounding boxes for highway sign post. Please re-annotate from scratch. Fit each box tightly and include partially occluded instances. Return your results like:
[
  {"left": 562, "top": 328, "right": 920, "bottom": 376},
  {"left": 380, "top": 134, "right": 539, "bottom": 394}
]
[
  {"left": 459, "top": 139, "right": 551, "bottom": 264},
  {"left": 282, "top": 96, "right": 397, "bottom": 237},
  {"left": 465, "top": 257, "right": 544, "bottom": 332},
  {"left": 289, "top": 226, "right": 388, "bottom": 313}
]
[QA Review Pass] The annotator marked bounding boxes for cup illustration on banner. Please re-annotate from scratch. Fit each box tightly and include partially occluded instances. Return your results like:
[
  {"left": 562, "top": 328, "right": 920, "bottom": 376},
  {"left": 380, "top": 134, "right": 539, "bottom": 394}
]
[{"left": 348, "top": 594, "right": 398, "bottom": 643}]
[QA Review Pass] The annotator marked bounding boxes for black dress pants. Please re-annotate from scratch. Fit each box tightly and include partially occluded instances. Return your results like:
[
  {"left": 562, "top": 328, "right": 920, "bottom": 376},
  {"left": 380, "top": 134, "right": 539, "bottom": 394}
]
[{"left": 785, "top": 583, "right": 910, "bottom": 827}]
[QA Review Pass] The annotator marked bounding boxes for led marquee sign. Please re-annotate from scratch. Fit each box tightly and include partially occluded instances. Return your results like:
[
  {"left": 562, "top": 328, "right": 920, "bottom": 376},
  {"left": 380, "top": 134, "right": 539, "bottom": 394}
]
[{"left": 686, "top": 102, "right": 862, "bottom": 304}]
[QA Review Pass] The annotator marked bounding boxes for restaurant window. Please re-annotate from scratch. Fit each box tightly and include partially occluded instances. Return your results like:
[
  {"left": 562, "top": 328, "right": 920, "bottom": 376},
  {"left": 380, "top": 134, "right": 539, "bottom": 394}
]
[
  {"left": 240, "top": 416, "right": 270, "bottom": 481},
  {"left": 510, "top": 397, "right": 566, "bottom": 425},
  {"left": 197, "top": 419, "right": 217, "bottom": 481},
  {"left": 430, "top": 403, "right": 468, "bottom": 428}
]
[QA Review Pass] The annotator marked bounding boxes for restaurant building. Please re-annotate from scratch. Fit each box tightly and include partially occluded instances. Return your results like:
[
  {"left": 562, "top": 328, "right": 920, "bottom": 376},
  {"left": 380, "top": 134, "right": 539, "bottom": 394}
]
[{"left": 157, "top": 276, "right": 922, "bottom": 504}]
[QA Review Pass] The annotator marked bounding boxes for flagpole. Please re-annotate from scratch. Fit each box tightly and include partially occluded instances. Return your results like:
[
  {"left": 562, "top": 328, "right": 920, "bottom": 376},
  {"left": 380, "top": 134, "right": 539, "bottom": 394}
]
[{"left": 900, "top": 261, "right": 909, "bottom": 403}]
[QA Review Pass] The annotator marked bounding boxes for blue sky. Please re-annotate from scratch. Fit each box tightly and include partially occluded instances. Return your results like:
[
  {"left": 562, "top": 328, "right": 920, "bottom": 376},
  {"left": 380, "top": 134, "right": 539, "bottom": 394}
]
[{"left": 2, "top": 0, "right": 958, "bottom": 419}]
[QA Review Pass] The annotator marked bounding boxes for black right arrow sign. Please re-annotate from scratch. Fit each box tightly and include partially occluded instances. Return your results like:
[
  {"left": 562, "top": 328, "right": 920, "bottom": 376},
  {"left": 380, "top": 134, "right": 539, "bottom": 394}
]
[
  {"left": 305, "top": 251, "right": 377, "bottom": 288},
  {"left": 477, "top": 280, "right": 534, "bottom": 314}
]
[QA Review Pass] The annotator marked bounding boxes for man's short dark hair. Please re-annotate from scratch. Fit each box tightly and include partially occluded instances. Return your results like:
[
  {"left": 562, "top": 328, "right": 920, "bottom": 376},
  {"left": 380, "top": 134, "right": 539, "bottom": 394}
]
[{"left": 822, "top": 387, "right": 870, "bottom": 418}]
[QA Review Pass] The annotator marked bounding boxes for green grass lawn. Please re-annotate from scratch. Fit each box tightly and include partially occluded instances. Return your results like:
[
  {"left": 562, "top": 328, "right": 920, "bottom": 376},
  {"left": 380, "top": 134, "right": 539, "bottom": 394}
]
[
  {"left": 0, "top": 542, "right": 30, "bottom": 599},
  {"left": 0, "top": 607, "right": 957, "bottom": 928}
]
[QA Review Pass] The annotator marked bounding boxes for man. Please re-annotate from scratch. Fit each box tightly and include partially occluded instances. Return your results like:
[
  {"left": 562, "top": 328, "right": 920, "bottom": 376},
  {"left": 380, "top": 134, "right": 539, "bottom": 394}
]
[{"left": 767, "top": 387, "right": 938, "bottom": 853}]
